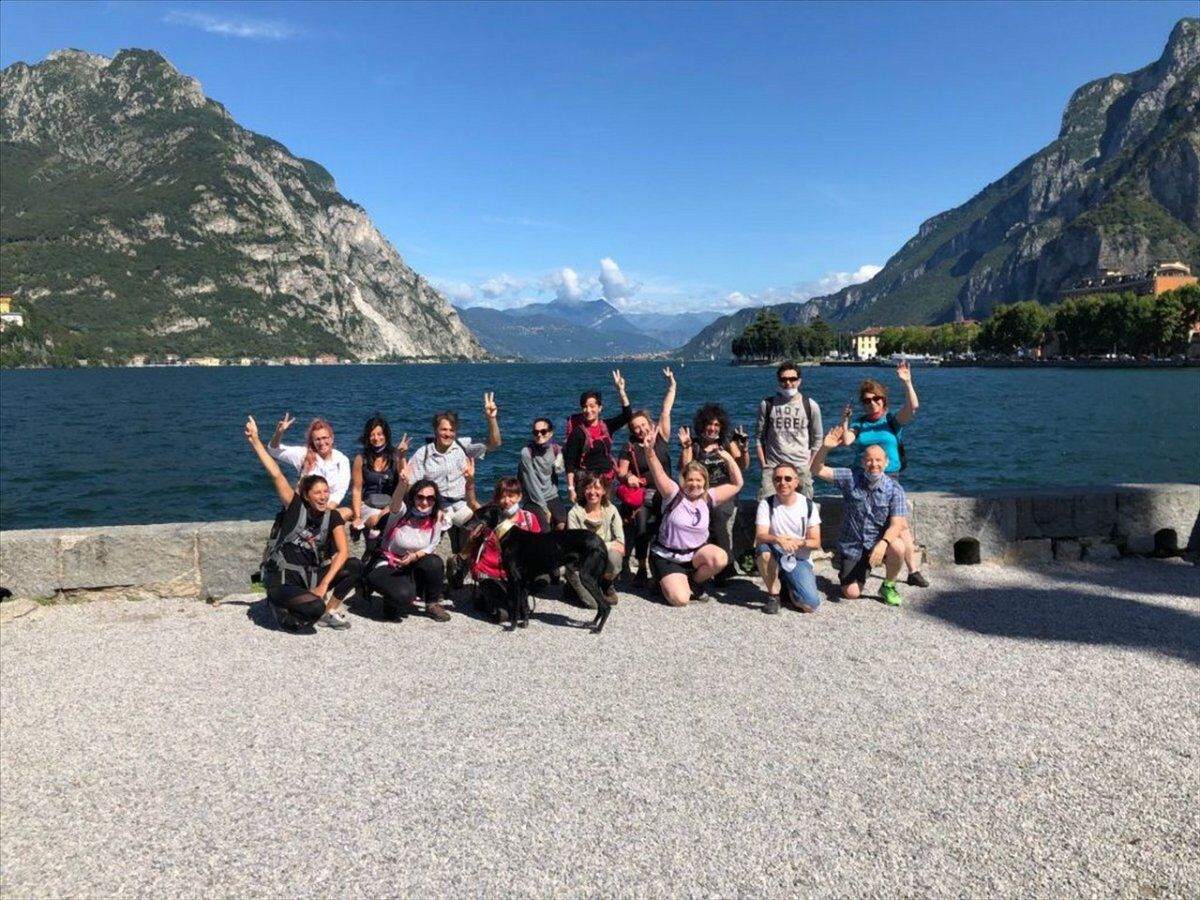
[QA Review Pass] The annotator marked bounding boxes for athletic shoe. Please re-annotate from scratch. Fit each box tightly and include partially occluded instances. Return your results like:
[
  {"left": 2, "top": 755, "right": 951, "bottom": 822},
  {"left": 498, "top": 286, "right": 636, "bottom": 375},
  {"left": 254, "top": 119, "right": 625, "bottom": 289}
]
[
  {"left": 426, "top": 602, "right": 451, "bottom": 622},
  {"left": 880, "top": 582, "right": 903, "bottom": 607},
  {"left": 907, "top": 570, "right": 930, "bottom": 588},
  {"left": 318, "top": 610, "right": 351, "bottom": 630},
  {"left": 764, "top": 594, "right": 781, "bottom": 615}
]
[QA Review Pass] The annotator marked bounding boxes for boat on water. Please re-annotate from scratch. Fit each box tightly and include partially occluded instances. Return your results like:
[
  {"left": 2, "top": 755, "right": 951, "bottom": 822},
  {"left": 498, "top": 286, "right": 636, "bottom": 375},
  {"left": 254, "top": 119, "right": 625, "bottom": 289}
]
[{"left": 880, "top": 352, "right": 941, "bottom": 367}]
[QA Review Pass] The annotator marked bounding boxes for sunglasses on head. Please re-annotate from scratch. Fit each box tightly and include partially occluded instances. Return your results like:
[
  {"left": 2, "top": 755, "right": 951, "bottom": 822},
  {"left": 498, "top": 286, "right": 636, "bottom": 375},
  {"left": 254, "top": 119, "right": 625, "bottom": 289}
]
[{"left": 532, "top": 427, "right": 552, "bottom": 436}]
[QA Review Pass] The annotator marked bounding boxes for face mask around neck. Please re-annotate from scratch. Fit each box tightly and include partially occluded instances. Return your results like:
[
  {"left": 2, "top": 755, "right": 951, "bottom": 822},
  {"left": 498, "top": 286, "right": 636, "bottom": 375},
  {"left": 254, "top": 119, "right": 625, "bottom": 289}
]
[{"left": 780, "top": 387, "right": 798, "bottom": 398}]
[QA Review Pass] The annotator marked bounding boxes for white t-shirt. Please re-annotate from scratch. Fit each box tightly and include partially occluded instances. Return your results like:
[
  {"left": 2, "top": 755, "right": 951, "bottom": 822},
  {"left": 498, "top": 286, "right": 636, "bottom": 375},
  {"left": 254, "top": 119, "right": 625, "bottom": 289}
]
[
  {"left": 755, "top": 495, "right": 821, "bottom": 561},
  {"left": 269, "top": 444, "right": 352, "bottom": 506}
]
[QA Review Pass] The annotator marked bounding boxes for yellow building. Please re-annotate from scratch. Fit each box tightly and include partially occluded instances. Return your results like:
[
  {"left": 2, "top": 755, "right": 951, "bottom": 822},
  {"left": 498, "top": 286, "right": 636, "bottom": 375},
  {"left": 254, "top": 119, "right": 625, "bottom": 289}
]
[
  {"left": 852, "top": 327, "right": 883, "bottom": 360},
  {"left": 0, "top": 295, "right": 11, "bottom": 314}
]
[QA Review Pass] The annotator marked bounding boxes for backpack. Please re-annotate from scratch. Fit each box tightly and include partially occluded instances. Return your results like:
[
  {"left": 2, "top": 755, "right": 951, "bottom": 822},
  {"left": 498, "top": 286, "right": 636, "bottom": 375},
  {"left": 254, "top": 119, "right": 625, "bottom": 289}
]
[
  {"left": 260, "top": 501, "right": 331, "bottom": 590},
  {"left": 884, "top": 412, "right": 908, "bottom": 472},
  {"left": 759, "top": 392, "right": 817, "bottom": 448},
  {"left": 566, "top": 412, "right": 615, "bottom": 471},
  {"left": 767, "top": 493, "right": 815, "bottom": 523},
  {"left": 653, "top": 489, "right": 717, "bottom": 556}
]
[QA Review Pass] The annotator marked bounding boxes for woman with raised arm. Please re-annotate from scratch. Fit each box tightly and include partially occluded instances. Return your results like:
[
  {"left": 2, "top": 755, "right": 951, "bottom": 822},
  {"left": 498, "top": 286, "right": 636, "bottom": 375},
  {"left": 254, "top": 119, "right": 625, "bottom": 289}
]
[
  {"left": 679, "top": 402, "right": 750, "bottom": 579},
  {"left": 837, "top": 360, "right": 927, "bottom": 588},
  {"left": 268, "top": 411, "right": 353, "bottom": 522},
  {"left": 563, "top": 370, "right": 632, "bottom": 502},
  {"left": 247, "top": 415, "right": 360, "bottom": 632},
  {"left": 641, "top": 430, "right": 743, "bottom": 607},
  {"left": 615, "top": 367, "right": 676, "bottom": 585},
  {"left": 362, "top": 458, "right": 451, "bottom": 622},
  {"left": 350, "top": 413, "right": 410, "bottom": 537}
]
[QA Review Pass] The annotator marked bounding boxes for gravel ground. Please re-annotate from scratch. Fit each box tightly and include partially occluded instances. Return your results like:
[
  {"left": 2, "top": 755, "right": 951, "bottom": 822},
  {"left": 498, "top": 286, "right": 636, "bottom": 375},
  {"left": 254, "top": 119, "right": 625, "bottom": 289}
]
[{"left": 2, "top": 559, "right": 1198, "bottom": 899}]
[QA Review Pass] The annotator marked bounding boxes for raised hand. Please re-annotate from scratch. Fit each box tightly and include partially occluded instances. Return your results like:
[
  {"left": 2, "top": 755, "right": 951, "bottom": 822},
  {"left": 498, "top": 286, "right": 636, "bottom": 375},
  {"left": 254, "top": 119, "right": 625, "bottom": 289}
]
[
  {"left": 399, "top": 459, "right": 414, "bottom": 484},
  {"left": 641, "top": 429, "right": 657, "bottom": 449},
  {"left": 462, "top": 456, "right": 475, "bottom": 482},
  {"left": 394, "top": 433, "right": 410, "bottom": 458},
  {"left": 896, "top": 361, "right": 911, "bottom": 383},
  {"left": 611, "top": 369, "right": 626, "bottom": 394},
  {"left": 842, "top": 403, "right": 854, "bottom": 423},
  {"left": 277, "top": 412, "right": 295, "bottom": 433},
  {"left": 731, "top": 425, "right": 749, "bottom": 446},
  {"left": 823, "top": 424, "right": 845, "bottom": 449},
  {"left": 663, "top": 366, "right": 675, "bottom": 387},
  {"left": 678, "top": 425, "right": 691, "bottom": 446},
  {"left": 245, "top": 415, "right": 260, "bottom": 443},
  {"left": 483, "top": 391, "right": 498, "bottom": 419}
]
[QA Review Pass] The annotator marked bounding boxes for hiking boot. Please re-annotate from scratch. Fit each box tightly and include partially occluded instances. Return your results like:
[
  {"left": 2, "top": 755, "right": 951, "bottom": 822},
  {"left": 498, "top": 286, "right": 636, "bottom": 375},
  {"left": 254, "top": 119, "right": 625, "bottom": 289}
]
[
  {"left": 907, "top": 570, "right": 930, "bottom": 588},
  {"left": 493, "top": 606, "right": 509, "bottom": 624},
  {"left": 317, "top": 610, "right": 351, "bottom": 630},
  {"left": 880, "top": 581, "right": 903, "bottom": 607},
  {"left": 426, "top": 602, "right": 451, "bottom": 622},
  {"left": 690, "top": 580, "right": 711, "bottom": 603},
  {"left": 764, "top": 594, "right": 781, "bottom": 615}
]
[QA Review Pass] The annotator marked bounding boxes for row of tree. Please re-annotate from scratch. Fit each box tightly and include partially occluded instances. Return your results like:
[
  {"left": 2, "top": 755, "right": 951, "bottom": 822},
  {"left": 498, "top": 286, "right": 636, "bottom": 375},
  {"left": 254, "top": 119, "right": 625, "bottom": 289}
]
[{"left": 730, "top": 285, "right": 1199, "bottom": 361}]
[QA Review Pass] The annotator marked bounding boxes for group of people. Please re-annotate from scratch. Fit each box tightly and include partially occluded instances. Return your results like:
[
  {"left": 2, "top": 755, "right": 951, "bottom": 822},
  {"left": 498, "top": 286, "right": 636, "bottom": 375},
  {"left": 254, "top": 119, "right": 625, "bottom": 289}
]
[{"left": 245, "top": 360, "right": 928, "bottom": 632}]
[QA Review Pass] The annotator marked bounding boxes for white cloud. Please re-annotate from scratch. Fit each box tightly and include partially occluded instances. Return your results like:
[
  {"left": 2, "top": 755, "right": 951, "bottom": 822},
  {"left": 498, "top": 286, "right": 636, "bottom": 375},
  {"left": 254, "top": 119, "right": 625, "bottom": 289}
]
[
  {"left": 720, "top": 264, "right": 882, "bottom": 311},
  {"left": 598, "top": 257, "right": 635, "bottom": 306},
  {"left": 163, "top": 10, "right": 301, "bottom": 40},
  {"left": 479, "top": 273, "right": 526, "bottom": 299},
  {"left": 436, "top": 280, "right": 478, "bottom": 306},
  {"left": 545, "top": 267, "right": 585, "bottom": 303}
]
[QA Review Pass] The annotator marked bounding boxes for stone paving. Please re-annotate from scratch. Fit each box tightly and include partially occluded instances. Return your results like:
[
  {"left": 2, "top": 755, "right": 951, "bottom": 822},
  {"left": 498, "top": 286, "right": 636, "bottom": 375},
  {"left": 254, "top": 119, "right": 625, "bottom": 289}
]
[{"left": 2, "top": 559, "right": 1198, "bottom": 898}]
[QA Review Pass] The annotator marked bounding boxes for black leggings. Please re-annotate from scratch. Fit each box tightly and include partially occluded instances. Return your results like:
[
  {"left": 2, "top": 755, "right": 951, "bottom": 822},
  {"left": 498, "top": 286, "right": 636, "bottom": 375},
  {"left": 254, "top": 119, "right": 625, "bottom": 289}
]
[
  {"left": 365, "top": 555, "right": 446, "bottom": 618},
  {"left": 267, "top": 559, "right": 362, "bottom": 624},
  {"left": 622, "top": 502, "right": 661, "bottom": 563},
  {"left": 709, "top": 498, "right": 736, "bottom": 556}
]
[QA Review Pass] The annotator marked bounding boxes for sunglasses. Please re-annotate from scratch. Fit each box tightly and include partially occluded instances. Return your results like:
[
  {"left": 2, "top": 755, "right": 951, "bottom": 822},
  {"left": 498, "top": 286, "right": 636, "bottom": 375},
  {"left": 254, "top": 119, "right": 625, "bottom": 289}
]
[
  {"left": 773, "top": 475, "right": 796, "bottom": 483},
  {"left": 861, "top": 396, "right": 885, "bottom": 404},
  {"left": 532, "top": 428, "right": 552, "bottom": 436},
  {"left": 414, "top": 493, "right": 436, "bottom": 504},
  {"left": 778, "top": 376, "right": 800, "bottom": 384}
]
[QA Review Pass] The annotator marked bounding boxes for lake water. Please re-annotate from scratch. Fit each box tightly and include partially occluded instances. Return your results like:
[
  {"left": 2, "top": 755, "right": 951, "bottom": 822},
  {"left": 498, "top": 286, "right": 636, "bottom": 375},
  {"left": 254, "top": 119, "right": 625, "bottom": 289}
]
[{"left": 1, "top": 361, "right": 1197, "bottom": 530}]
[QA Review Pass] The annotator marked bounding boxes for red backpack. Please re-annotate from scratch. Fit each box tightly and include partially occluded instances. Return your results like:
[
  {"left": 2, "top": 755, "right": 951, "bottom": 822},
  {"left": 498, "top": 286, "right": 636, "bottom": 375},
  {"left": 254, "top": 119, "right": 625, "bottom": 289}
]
[{"left": 565, "top": 412, "right": 615, "bottom": 472}]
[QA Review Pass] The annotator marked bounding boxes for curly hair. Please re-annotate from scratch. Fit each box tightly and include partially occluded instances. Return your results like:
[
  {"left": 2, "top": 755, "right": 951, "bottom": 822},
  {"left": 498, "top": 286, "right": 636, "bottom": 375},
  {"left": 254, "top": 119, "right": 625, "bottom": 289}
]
[{"left": 692, "top": 403, "right": 731, "bottom": 444}]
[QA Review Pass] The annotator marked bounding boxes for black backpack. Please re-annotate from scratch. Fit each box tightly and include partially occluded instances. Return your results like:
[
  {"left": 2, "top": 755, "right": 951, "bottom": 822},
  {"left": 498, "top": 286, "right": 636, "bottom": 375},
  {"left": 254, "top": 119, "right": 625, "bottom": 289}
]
[{"left": 884, "top": 413, "right": 908, "bottom": 472}]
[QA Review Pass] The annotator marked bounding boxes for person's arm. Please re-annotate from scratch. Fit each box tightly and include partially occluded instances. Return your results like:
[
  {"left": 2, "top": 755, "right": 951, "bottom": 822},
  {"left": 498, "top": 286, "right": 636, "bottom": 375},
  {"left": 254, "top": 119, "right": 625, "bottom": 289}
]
[
  {"left": 604, "top": 369, "right": 632, "bottom": 432},
  {"left": 708, "top": 448, "right": 744, "bottom": 505},
  {"left": 245, "top": 416, "right": 295, "bottom": 507},
  {"left": 755, "top": 401, "right": 767, "bottom": 468},
  {"left": 616, "top": 451, "right": 633, "bottom": 485},
  {"left": 656, "top": 367, "right": 676, "bottom": 441},
  {"left": 869, "top": 515, "right": 908, "bottom": 567},
  {"left": 678, "top": 426, "right": 693, "bottom": 469},
  {"left": 388, "top": 459, "right": 413, "bottom": 513},
  {"left": 803, "top": 524, "right": 821, "bottom": 551},
  {"left": 564, "top": 430, "right": 583, "bottom": 503},
  {"left": 809, "top": 425, "right": 846, "bottom": 482},
  {"left": 313, "top": 521, "right": 349, "bottom": 598},
  {"left": 640, "top": 433, "right": 677, "bottom": 497},
  {"left": 894, "top": 361, "right": 919, "bottom": 425},
  {"left": 483, "top": 392, "right": 502, "bottom": 448},
  {"left": 609, "top": 506, "right": 626, "bottom": 556},
  {"left": 463, "top": 456, "right": 481, "bottom": 511},
  {"left": 328, "top": 452, "right": 351, "bottom": 508},
  {"left": 268, "top": 412, "right": 294, "bottom": 451},
  {"left": 351, "top": 455, "right": 364, "bottom": 523},
  {"left": 807, "top": 401, "right": 824, "bottom": 457}
]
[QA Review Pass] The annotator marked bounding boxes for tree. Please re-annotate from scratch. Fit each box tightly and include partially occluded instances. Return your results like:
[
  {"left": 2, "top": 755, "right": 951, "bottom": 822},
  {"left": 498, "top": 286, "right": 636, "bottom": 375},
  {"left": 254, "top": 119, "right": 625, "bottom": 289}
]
[{"left": 977, "top": 301, "right": 1053, "bottom": 353}]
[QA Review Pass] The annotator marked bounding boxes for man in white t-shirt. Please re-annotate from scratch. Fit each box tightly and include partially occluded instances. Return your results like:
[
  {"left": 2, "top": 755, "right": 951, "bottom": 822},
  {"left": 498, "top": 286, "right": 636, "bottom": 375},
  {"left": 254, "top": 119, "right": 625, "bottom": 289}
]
[{"left": 754, "top": 462, "right": 822, "bottom": 614}]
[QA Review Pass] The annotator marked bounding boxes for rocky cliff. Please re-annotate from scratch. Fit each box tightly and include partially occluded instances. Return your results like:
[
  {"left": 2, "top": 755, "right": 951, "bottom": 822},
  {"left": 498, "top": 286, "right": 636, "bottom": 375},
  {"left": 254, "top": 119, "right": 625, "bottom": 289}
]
[
  {"left": 682, "top": 18, "right": 1200, "bottom": 358},
  {"left": 0, "top": 48, "right": 484, "bottom": 363}
]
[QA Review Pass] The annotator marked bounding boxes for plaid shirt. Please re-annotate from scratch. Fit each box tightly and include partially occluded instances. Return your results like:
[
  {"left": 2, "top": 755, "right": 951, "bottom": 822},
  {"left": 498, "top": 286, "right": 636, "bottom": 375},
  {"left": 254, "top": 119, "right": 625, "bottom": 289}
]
[{"left": 832, "top": 467, "right": 910, "bottom": 561}]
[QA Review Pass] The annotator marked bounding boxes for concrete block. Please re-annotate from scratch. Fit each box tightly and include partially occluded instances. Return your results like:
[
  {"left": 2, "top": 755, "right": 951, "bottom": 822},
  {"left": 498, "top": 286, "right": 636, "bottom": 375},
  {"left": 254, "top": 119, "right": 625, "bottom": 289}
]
[
  {"left": 58, "top": 524, "right": 200, "bottom": 591},
  {"left": 1114, "top": 483, "right": 1200, "bottom": 554},
  {"left": 1084, "top": 541, "right": 1120, "bottom": 561},
  {"left": 1014, "top": 487, "right": 1118, "bottom": 540},
  {"left": 0, "top": 530, "right": 60, "bottom": 599},
  {"left": 197, "top": 520, "right": 271, "bottom": 599},
  {"left": 1009, "top": 539, "right": 1054, "bottom": 564},
  {"left": 1054, "top": 539, "right": 1082, "bottom": 561},
  {"left": 909, "top": 492, "right": 1017, "bottom": 563}
]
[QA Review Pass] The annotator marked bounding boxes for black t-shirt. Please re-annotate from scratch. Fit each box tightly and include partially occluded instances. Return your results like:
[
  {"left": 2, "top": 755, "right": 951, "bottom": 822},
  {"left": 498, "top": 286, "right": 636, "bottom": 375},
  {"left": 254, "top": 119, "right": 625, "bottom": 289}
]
[
  {"left": 696, "top": 440, "right": 733, "bottom": 486},
  {"left": 623, "top": 440, "right": 672, "bottom": 481},
  {"left": 563, "top": 406, "right": 632, "bottom": 475}
]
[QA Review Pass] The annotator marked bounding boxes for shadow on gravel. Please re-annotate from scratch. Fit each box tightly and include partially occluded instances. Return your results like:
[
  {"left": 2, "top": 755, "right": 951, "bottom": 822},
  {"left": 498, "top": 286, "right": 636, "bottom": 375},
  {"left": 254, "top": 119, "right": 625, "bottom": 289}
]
[
  {"left": 919, "top": 588, "right": 1200, "bottom": 666},
  {"left": 222, "top": 598, "right": 316, "bottom": 635}
]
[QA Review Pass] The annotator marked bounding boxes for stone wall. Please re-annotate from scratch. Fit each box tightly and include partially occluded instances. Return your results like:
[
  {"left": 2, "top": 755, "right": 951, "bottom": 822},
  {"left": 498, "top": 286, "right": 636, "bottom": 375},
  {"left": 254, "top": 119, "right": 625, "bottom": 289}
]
[{"left": 1, "top": 483, "right": 1196, "bottom": 601}]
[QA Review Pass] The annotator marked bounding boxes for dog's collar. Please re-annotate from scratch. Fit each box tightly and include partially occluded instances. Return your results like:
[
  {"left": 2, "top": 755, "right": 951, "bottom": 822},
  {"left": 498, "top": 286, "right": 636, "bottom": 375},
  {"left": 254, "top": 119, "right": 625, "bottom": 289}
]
[{"left": 493, "top": 518, "right": 517, "bottom": 542}]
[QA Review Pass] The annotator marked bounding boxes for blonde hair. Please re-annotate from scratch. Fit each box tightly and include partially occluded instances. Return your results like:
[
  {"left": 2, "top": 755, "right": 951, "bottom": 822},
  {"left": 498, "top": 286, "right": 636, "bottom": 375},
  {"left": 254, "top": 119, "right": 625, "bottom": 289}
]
[{"left": 680, "top": 461, "right": 710, "bottom": 491}]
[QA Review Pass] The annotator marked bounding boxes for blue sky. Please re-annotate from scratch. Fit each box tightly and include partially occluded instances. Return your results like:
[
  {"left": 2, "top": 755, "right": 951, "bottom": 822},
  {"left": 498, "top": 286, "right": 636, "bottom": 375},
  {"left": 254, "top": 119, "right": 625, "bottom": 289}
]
[{"left": 1, "top": 1, "right": 1194, "bottom": 314}]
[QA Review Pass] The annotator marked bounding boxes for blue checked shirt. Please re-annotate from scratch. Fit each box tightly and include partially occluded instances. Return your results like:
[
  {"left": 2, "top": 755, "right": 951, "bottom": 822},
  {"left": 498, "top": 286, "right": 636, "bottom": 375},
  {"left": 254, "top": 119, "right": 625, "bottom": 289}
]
[{"left": 832, "top": 467, "right": 910, "bottom": 561}]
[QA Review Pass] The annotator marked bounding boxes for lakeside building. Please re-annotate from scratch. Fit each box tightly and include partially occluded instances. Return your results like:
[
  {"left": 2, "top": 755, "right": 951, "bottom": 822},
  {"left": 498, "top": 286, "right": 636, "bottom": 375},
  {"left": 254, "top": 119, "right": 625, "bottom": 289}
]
[
  {"left": 1058, "top": 261, "right": 1197, "bottom": 299},
  {"left": 0, "top": 311, "right": 24, "bottom": 331},
  {"left": 0, "top": 295, "right": 11, "bottom": 314},
  {"left": 851, "top": 327, "right": 882, "bottom": 360}
]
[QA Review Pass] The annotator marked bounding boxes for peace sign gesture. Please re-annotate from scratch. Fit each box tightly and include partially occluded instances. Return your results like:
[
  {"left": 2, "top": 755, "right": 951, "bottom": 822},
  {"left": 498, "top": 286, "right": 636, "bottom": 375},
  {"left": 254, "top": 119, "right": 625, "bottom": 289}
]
[
  {"left": 393, "top": 433, "right": 410, "bottom": 461},
  {"left": 245, "top": 415, "right": 260, "bottom": 443},
  {"left": 611, "top": 369, "right": 626, "bottom": 393},
  {"left": 483, "top": 392, "right": 498, "bottom": 419},
  {"left": 663, "top": 366, "right": 676, "bottom": 387},
  {"left": 277, "top": 412, "right": 295, "bottom": 432}
]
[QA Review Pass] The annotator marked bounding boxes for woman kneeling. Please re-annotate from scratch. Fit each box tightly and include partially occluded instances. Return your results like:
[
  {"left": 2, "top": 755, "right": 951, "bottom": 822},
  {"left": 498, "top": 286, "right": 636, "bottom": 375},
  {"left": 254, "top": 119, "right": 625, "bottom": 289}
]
[
  {"left": 640, "top": 431, "right": 743, "bottom": 606},
  {"left": 246, "top": 416, "right": 359, "bottom": 631},
  {"left": 566, "top": 470, "right": 625, "bottom": 606},
  {"left": 364, "top": 477, "right": 450, "bottom": 622}
]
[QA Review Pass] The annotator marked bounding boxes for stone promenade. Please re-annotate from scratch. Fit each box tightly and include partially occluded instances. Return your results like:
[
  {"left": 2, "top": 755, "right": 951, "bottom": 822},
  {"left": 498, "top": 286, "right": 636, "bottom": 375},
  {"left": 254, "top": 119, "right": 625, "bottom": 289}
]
[{"left": 2, "top": 559, "right": 1198, "bottom": 898}]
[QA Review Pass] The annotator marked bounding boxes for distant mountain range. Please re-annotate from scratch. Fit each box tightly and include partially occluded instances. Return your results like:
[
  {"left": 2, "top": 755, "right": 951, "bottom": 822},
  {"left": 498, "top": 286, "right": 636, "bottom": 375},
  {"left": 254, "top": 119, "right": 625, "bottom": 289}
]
[
  {"left": 682, "top": 18, "right": 1200, "bottom": 359},
  {"left": 455, "top": 298, "right": 720, "bottom": 360}
]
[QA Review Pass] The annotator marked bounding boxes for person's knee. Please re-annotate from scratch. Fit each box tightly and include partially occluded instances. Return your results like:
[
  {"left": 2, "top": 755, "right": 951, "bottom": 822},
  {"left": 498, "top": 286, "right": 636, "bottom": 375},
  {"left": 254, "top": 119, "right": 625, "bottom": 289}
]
[
  {"left": 885, "top": 539, "right": 906, "bottom": 563},
  {"left": 841, "top": 582, "right": 861, "bottom": 599}
]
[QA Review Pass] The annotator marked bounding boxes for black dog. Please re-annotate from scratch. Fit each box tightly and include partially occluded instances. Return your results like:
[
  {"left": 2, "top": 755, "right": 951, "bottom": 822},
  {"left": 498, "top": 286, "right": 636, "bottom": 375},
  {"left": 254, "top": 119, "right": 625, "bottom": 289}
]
[{"left": 471, "top": 505, "right": 614, "bottom": 633}]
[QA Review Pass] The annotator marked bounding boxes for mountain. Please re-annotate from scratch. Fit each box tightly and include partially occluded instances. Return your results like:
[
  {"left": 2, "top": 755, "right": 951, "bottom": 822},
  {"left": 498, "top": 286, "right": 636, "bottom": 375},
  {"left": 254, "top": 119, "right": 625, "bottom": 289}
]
[
  {"left": 682, "top": 18, "right": 1200, "bottom": 359},
  {"left": 0, "top": 48, "right": 484, "bottom": 364},
  {"left": 457, "top": 297, "right": 667, "bottom": 360},
  {"left": 622, "top": 309, "right": 724, "bottom": 346}
]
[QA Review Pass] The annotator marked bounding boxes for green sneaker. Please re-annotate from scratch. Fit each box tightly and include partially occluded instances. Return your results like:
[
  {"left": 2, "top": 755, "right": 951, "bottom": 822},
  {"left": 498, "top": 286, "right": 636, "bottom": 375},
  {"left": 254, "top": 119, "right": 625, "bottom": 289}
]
[{"left": 880, "top": 581, "right": 903, "bottom": 607}]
